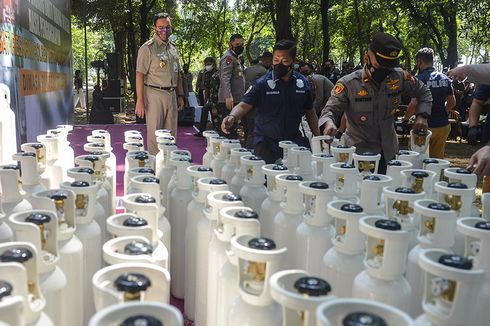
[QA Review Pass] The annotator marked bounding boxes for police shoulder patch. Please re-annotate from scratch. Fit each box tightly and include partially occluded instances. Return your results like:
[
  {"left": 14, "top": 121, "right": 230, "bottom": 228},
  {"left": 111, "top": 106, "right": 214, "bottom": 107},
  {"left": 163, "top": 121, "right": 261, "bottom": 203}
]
[
  {"left": 333, "top": 83, "right": 345, "bottom": 95},
  {"left": 403, "top": 70, "right": 416, "bottom": 85},
  {"left": 225, "top": 56, "right": 233, "bottom": 65}
]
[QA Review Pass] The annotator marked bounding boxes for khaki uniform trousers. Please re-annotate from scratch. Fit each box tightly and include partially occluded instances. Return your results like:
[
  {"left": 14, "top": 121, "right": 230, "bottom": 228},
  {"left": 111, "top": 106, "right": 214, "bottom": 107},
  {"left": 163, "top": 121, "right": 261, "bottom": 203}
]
[
  {"left": 145, "top": 86, "right": 178, "bottom": 155},
  {"left": 429, "top": 123, "right": 451, "bottom": 159}
]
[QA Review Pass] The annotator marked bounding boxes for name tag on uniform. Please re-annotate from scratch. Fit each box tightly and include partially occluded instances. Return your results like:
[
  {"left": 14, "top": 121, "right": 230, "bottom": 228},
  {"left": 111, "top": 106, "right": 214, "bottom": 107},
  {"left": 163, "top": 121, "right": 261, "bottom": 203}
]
[
  {"left": 354, "top": 97, "right": 372, "bottom": 102},
  {"left": 296, "top": 90, "right": 306, "bottom": 94},
  {"left": 266, "top": 91, "right": 280, "bottom": 95}
]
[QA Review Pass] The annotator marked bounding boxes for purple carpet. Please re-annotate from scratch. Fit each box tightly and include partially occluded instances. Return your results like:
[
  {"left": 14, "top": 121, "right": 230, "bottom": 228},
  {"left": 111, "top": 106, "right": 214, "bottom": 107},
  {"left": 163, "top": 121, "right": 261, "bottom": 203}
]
[
  {"left": 68, "top": 123, "right": 206, "bottom": 317},
  {"left": 69, "top": 124, "right": 206, "bottom": 197}
]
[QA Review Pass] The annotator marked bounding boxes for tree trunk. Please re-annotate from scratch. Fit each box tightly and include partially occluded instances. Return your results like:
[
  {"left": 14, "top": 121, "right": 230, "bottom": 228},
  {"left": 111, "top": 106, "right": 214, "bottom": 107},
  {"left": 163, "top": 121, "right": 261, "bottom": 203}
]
[
  {"left": 352, "top": 0, "right": 364, "bottom": 63},
  {"left": 320, "top": 0, "right": 330, "bottom": 64},
  {"left": 139, "top": 0, "right": 157, "bottom": 45},
  {"left": 440, "top": 5, "right": 458, "bottom": 68},
  {"left": 127, "top": 0, "right": 137, "bottom": 100},
  {"left": 275, "top": 0, "right": 294, "bottom": 41}
]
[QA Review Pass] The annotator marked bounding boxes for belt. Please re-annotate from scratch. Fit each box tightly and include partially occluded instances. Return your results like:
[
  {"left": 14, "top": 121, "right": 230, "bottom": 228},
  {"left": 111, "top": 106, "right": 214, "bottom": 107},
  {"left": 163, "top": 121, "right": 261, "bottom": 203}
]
[{"left": 144, "top": 83, "right": 176, "bottom": 91}]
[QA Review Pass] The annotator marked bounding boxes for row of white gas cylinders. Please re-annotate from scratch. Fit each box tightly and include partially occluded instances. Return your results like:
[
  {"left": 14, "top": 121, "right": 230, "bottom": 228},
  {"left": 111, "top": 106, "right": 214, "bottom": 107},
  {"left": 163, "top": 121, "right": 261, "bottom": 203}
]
[{"left": 0, "top": 107, "right": 488, "bottom": 326}]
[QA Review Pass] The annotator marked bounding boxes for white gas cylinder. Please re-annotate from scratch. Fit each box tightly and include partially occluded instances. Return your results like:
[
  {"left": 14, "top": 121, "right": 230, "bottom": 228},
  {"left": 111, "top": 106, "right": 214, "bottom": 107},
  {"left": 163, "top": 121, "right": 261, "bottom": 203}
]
[
  {"left": 0, "top": 83, "right": 16, "bottom": 166},
  {"left": 106, "top": 213, "right": 168, "bottom": 269},
  {"left": 202, "top": 130, "right": 219, "bottom": 167},
  {"left": 0, "top": 246, "right": 55, "bottom": 326},
  {"left": 194, "top": 190, "right": 243, "bottom": 326},
  {"left": 383, "top": 187, "right": 426, "bottom": 249},
  {"left": 239, "top": 155, "right": 267, "bottom": 212},
  {"left": 289, "top": 147, "right": 314, "bottom": 180},
  {"left": 386, "top": 159, "right": 413, "bottom": 188},
  {"left": 329, "top": 162, "right": 359, "bottom": 201},
  {"left": 92, "top": 262, "right": 170, "bottom": 311},
  {"left": 260, "top": 164, "right": 289, "bottom": 239},
  {"left": 30, "top": 189, "right": 84, "bottom": 326},
  {"left": 208, "top": 206, "right": 260, "bottom": 326},
  {"left": 270, "top": 269, "right": 334, "bottom": 326},
  {"left": 321, "top": 201, "right": 366, "bottom": 298},
  {"left": 295, "top": 181, "right": 334, "bottom": 275},
  {"left": 215, "top": 206, "right": 261, "bottom": 326},
  {"left": 401, "top": 169, "right": 437, "bottom": 198},
  {"left": 352, "top": 217, "right": 411, "bottom": 311},
  {"left": 37, "top": 134, "right": 64, "bottom": 188},
  {"left": 228, "top": 235, "right": 287, "bottom": 326},
  {"left": 422, "top": 158, "right": 451, "bottom": 182},
  {"left": 457, "top": 218, "right": 490, "bottom": 326},
  {"left": 88, "top": 301, "right": 183, "bottom": 326},
  {"left": 0, "top": 165, "right": 33, "bottom": 218},
  {"left": 278, "top": 140, "right": 298, "bottom": 166},
  {"left": 185, "top": 176, "right": 228, "bottom": 319},
  {"left": 229, "top": 148, "right": 252, "bottom": 194},
  {"left": 359, "top": 174, "right": 392, "bottom": 215},
  {"left": 316, "top": 298, "right": 413, "bottom": 326},
  {"left": 331, "top": 144, "right": 356, "bottom": 164},
  {"left": 273, "top": 173, "right": 305, "bottom": 268},
  {"left": 9, "top": 210, "right": 67, "bottom": 325},
  {"left": 311, "top": 153, "right": 336, "bottom": 186},
  {"left": 12, "top": 151, "right": 46, "bottom": 201},
  {"left": 414, "top": 250, "right": 484, "bottom": 326},
  {"left": 221, "top": 139, "right": 242, "bottom": 184},
  {"left": 121, "top": 194, "right": 169, "bottom": 259},
  {"left": 396, "top": 150, "right": 421, "bottom": 169},
  {"left": 167, "top": 156, "right": 194, "bottom": 299},
  {"left": 103, "top": 235, "right": 168, "bottom": 269},
  {"left": 407, "top": 200, "right": 457, "bottom": 317}
]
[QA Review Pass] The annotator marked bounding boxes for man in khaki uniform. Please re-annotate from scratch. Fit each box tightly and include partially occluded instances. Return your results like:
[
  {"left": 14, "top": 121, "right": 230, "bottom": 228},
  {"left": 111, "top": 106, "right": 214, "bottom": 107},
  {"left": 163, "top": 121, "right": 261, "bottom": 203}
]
[
  {"left": 135, "top": 12, "right": 184, "bottom": 155},
  {"left": 218, "top": 34, "right": 245, "bottom": 138},
  {"left": 320, "top": 32, "right": 432, "bottom": 173}
]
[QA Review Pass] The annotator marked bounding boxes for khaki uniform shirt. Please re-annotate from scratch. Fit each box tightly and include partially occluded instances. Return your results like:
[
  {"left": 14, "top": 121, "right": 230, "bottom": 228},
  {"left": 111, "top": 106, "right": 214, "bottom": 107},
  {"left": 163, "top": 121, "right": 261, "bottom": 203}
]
[
  {"left": 318, "top": 68, "right": 432, "bottom": 160},
  {"left": 218, "top": 49, "right": 245, "bottom": 103},
  {"left": 136, "top": 35, "right": 180, "bottom": 87},
  {"left": 244, "top": 63, "right": 268, "bottom": 90}
]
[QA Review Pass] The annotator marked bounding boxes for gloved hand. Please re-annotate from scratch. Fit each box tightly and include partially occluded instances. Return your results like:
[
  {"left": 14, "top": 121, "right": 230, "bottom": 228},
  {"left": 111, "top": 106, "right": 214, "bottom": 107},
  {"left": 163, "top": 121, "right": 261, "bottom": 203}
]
[{"left": 467, "top": 126, "right": 479, "bottom": 145}]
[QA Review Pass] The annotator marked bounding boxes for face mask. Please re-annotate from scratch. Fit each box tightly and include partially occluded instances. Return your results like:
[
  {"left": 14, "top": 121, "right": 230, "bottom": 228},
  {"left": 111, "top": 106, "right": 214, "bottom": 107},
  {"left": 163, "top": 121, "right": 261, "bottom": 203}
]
[
  {"left": 156, "top": 26, "right": 172, "bottom": 40},
  {"left": 205, "top": 65, "right": 213, "bottom": 72},
  {"left": 366, "top": 57, "right": 391, "bottom": 83},
  {"left": 273, "top": 63, "right": 292, "bottom": 79},
  {"left": 233, "top": 45, "right": 244, "bottom": 55},
  {"left": 183, "top": 68, "right": 189, "bottom": 73}
]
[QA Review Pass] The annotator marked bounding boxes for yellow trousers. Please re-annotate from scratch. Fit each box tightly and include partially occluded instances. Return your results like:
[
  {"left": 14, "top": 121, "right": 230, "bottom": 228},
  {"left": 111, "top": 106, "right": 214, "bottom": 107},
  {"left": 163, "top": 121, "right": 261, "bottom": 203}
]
[{"left": 429, "top": 124, "right": 451, "bottom": 159}]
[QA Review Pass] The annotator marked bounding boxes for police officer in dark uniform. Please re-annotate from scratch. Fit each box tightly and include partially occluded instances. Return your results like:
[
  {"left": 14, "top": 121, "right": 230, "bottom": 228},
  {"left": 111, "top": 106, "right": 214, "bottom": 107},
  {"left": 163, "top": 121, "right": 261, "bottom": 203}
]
[
  {"left": 221, "top": 39, "right": 320, "bottom": 164},
  {"left": 319, "top": 32, "right": 433, "bottom": 173}
]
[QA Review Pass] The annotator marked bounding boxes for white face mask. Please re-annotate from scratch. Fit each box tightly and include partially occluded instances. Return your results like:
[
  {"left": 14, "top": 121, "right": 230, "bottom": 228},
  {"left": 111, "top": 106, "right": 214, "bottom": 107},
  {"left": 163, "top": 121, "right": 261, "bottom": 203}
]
[{"left": 205, "top": 65, "right": 213, "bottom": 72}]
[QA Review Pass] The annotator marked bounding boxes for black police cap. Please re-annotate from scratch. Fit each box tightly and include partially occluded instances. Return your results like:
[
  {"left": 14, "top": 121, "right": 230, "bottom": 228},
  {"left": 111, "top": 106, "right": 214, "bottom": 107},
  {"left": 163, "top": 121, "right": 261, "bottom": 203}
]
[{"left": 369, "top": 32, "right": 401, "bottom": 68}]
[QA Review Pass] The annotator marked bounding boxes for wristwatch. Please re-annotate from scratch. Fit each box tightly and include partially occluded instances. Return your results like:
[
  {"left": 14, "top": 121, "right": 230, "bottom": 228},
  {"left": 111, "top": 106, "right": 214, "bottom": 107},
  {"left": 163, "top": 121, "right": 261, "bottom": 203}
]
[{"left": 415, "top": 112, "right": 430, "bottom": 119}]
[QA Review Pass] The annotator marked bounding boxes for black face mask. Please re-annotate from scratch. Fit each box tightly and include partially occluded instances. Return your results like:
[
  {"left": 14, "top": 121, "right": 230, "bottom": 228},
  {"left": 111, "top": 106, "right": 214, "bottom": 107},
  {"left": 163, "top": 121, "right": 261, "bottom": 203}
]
[
  {"left": 367, "top": 57, "right": 391, "bottom": 83},
  {"left": 273, "top": 63, "right": 292, "bottom": 79},
  {"left": 233, "top": 45, "right": 244, "bottom": 55}
]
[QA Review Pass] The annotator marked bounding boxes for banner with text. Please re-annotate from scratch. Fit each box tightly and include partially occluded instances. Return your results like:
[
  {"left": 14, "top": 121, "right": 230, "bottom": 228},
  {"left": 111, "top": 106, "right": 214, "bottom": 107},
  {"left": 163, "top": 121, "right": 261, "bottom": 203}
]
[{"left": 0, "top": 0, "right": 72, "bottom": 144}]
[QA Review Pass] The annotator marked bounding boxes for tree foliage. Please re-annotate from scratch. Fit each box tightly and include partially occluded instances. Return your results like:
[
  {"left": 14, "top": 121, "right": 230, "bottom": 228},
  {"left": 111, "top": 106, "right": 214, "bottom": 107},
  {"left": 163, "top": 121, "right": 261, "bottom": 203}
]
[{"left": 71, "top": 0, "right": 490, "bottom": 95}]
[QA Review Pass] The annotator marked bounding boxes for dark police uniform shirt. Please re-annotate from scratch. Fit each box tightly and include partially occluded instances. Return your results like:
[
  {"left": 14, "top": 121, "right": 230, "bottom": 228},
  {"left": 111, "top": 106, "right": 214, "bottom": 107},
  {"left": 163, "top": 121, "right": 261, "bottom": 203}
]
[
  {"left": 417, "top": 67, "right": 454, "bottom": 128},
  {"left": 241, "top": 70, "right": 313, "bottom": 145},
  {"left": 319, "top": 68, "right": 432, "bottom": 161},
  {"left": 473, "top": 84, "right": 490, "bottom": 142}
]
